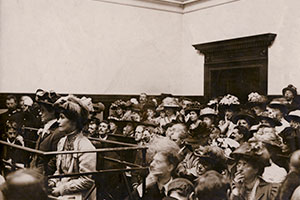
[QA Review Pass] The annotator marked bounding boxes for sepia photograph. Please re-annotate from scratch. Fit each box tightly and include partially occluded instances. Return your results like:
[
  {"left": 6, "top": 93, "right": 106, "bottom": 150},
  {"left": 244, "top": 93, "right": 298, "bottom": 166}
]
[{"left": 0, "top": 0, "right": 300, "bottom": 199}]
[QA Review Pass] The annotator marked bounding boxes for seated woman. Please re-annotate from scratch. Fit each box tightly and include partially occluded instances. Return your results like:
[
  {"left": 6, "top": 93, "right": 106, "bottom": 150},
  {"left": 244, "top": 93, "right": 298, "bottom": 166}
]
[
  {"left": 230, "top": 141, "right": 280, "bottom": 200},
  {"left": 48, "top": 95, "right": 96, "bottom": 199}
]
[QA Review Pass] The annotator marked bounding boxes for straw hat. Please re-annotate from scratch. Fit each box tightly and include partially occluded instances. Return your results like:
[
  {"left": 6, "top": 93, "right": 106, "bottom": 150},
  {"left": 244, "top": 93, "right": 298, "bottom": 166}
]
[{"left": 199, "top": 107, "right": 217, "bottom": 119}]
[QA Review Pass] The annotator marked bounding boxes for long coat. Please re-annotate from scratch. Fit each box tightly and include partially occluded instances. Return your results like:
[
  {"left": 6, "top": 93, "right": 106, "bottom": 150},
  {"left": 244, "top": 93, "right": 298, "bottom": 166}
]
[{"left": 52, "top": 132, "right": 96, "bottom": 197}]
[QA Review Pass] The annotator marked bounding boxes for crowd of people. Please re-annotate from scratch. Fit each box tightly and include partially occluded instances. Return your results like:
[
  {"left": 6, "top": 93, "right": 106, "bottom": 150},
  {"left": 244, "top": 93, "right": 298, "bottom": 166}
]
[{"left": 1, "top": 84, "right": 300, "bottom": 200}]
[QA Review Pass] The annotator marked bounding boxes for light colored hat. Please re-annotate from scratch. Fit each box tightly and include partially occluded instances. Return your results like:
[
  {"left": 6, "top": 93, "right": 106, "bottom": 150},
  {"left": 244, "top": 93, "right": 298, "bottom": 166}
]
[
  {"left": 199, "top": 107, "right": 217, "bottom": 118},
  {"left": 161, "top": 97, "right": 180, "bottom": 108},
  {"left": 248, "top": 92, "right": 268, "bottom": 105}
]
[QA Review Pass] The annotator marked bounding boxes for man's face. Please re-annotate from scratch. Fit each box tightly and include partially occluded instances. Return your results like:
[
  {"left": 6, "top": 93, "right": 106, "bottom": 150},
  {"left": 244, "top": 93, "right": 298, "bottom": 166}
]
[
  {"left": 139, "top": 94, "right": 147, "bottom": 104},
  {"left": 98, "top": 122, "right": 109, "bottom": 135},
  {"left": 284, "top": 90, "right": 294, "bottom": 101},
  {"left": 88, "top": 123, "right": 98, "bottom": 135},
  {"left": 150, "top": 152, "right": 173, "bottom": 177},
  {"left": 7, "top": 128, "right": 17, "bottom": 141},
  {"left": 6, "top": 99, "right": 17, "bottom": 110},
  {"left": 135, "top": 126, "right": 144, "bottom": 141},
  {"left": 169, "top": 124, "right": 186, "bottom": 145}
]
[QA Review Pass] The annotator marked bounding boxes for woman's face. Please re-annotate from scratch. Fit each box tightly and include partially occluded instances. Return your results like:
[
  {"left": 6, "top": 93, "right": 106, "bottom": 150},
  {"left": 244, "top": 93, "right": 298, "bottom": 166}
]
[
  {"left": 39, "top": 105, "right": 55, "bottom": 124},
  {"left": 165, "top": 108, "right": 175, "bottom": 117},
  {"left": 225, "top": 110, "right": 234, "bottom": 120},
  {"left": 202, "top": 116, "right": 213, "bottom": 127},
  {"left": 57, "top": 113, "right": 77, "bottom": 133},
  {"left": 147, "top": 109, "right": 155, "bottom": 118},
  {"left": 109, "top": 122, "right": 117, "bottom": 131},
  {"left": 231, "top": 128, "right": 244, "bottom": 142},
  {"left": 252, "top": 106, "right": 264, "bottom": 116},
  {"left": 196, "top": 161, "right": 210, "bottom": 176},
  {"left": 116, "top": 107, "right": 123, "bottom": 115},
  {"left": 237, "top": 119, "right": 250, "bottom": 130},
  {"left": 135, "top": 126, "right": 144, "bottom": 141},
  {"left": 236, "top": 159, "right": 258, "bottom": 182},
  {"left": 189, "top": 111, "right": 198, "bottom": 122},
  {"left": 290, "top": 120, "right": 300, "bottom": 129}
]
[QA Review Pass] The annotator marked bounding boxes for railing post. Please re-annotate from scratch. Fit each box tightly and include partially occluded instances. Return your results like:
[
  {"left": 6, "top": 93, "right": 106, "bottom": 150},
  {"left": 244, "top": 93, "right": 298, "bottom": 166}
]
[{"left": 142, "top": 148, "right": 147, "bottom": 197}]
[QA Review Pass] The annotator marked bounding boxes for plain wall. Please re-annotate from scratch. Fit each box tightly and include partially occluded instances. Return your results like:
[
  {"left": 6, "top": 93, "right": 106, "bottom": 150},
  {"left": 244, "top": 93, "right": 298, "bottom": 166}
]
[
  {"left": 1, "top": 0, "right": 300, "bottom": 96},
  {"left": 182, "top": 0, "right": 300, "bottom": 95},
  {"left": 0, "top": 0, "right": 190, "bottom": 95}
]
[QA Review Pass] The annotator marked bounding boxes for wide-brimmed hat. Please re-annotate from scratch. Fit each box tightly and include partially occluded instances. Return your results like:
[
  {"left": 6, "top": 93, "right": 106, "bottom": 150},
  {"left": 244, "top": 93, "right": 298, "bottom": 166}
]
[
  {"left": 247, "top": 92, "right": 268, "bottom": 107},
  {"left": 92, "top": 102, "right": 105, "bottom": 113},
  {"left": 199, "top": 107, "right": 218, "bottom": 119},
  {"left": 218, "top": 94, "right": 240, "bottom": 113},
  {"left": 54, "top": 95, "right": 90, "bottom": 129},
  {"left": 193, "top": 146, "right": 227, "bottom": 172},
  {"left": 161, "top": 97, "right": 180, "bottom": 109},
  {"left": 282, "top": 84, "right": 297, "bottom": 97},
  {"left": 268, "top": 98, "right": 288, "bottom": 114},
  {"left": 184, "top": 102, "right": 202, "bottom": 115},
  {"left": 232, "top": 110, "right": 258, "bottom": 126},
  {"left": 110, "top": 99, "right": 127, "bottom": 110},
  {"left": 231, "top": 141, "right": 271, "bottom": 167},
  {"left": 35, "top": 89, "right": 60, "bottom": 106},
  {"left": 285, "top": 110, "right": 300, "bottom": 123},
  {"left": 257, "top": 111, "right": 282, "bottom": 127}
]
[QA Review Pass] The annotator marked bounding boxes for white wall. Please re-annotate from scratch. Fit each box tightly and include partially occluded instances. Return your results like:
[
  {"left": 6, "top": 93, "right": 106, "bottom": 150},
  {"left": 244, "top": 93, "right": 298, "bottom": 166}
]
[
  {"left": 182, "top": 0, "right": 300, "bottom": 95},
  {"left": 1, "top": 0, "right": 300, "bottom": 96},
  {"left": 0, "top": 0, "right": 187, "bottom": 95}
]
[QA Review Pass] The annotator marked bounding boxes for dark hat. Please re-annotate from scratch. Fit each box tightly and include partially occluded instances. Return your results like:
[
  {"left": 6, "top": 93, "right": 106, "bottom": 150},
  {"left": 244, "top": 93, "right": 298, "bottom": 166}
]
[
  {"left": 35, "top": 89, "right": 60, "bottom": 106},
  {"left": 143, "top": 100, "right": 157, "bottom": 110},
  {"left": 194, "top": 146, "right": 227, "bottom": 172},
  {"left": 232, "top": 110, "right": 258, "bottom": 126},
  {"left": 184, "top": 102, "right": 202, "bottom": 115},
  {"left": 285, "top": 110, "right": 300, "bottom": 122},
  {"left": 257, "top": 111, "right": 282, "bottom": 127},
  {"left": 231, "top": 141, "right": 271, "bottom": 167},
  {"left": 110, "top": 100, "right": 126, "bottom": 110},
  {"left": 282, "top": 84, "right": 297, "bottom": 96},
  {"left": 268, "top": 98, "right": 288, "bottom": 114}
]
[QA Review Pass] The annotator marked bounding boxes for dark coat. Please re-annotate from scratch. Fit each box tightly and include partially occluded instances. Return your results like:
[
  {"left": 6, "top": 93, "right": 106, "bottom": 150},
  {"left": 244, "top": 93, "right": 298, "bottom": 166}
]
[
  {"left": 231, "top": 178, "right": 280, "bottom": 200},
  {"left": 30, "top": 121, "right": 66, "bottom": 175},
  {"left": 276, "top": 171, "right": 300, "bottom": 200}
]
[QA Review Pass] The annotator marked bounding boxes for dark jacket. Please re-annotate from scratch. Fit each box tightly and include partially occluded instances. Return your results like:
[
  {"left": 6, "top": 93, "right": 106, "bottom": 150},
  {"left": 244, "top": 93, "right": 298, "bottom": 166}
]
[{"left": 30, "top": 120, "right": 66, "bottom": 175}]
